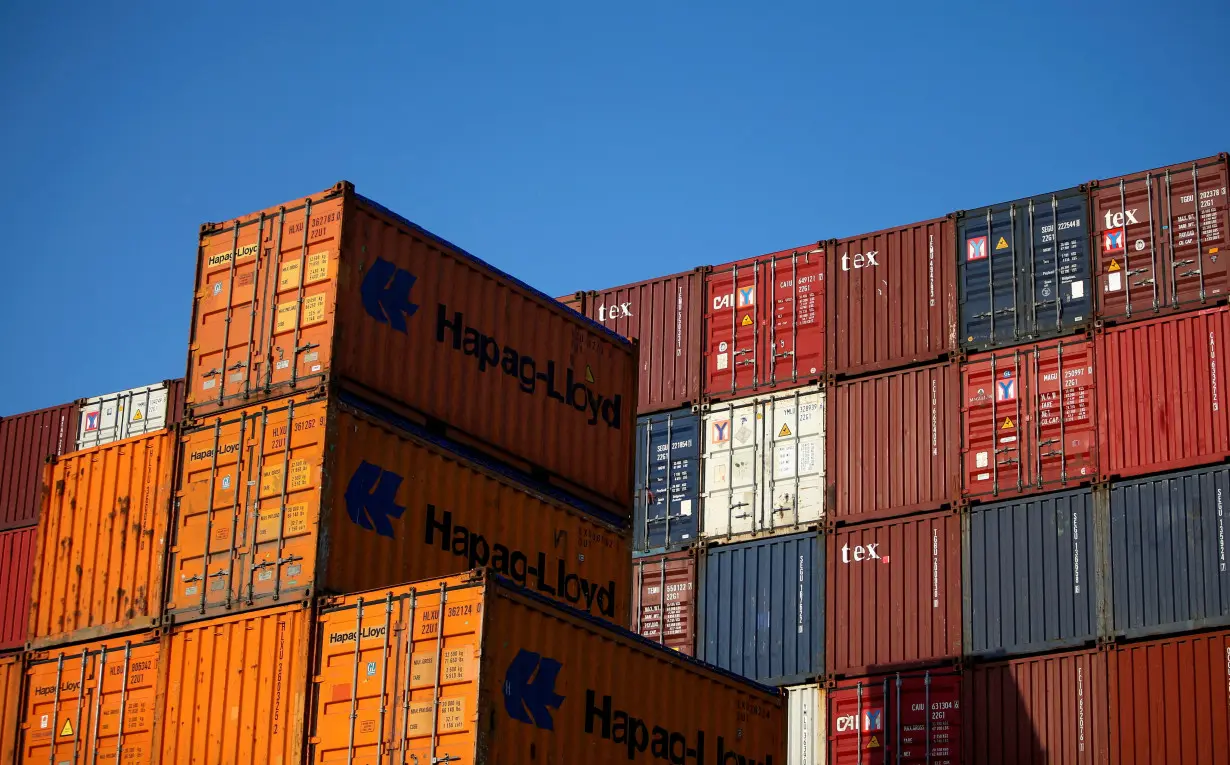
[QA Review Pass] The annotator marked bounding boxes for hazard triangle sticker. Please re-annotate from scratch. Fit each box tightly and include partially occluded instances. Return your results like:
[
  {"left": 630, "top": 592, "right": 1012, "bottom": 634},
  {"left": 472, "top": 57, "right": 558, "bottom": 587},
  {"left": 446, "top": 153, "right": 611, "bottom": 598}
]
[
  {"left": 778, "top": 424, "right": 792, "bottom": 437},
  {"left": 995, "top": 236, "right": 1009, "bottom": 250},
  {"left": 585, "top": 365, "right": 595, "bottom": 384},
  {"left": 867, "top": 735, "right": 880, "bottom": 748},
  {"left": 60, "top": 718, "right": 73, "bottom": 737},
  {"left": 1108, "top": 259, "right": 1121, "bottom": 272},
  {"left": 741, "top": 314, "right": 753, "bottom": 327},
  {"left": 1001, "top": 417, "right": 1015, "bottom": 429},
  {"left": 132, "top": 408, "right": 144, "bottom": 421}
]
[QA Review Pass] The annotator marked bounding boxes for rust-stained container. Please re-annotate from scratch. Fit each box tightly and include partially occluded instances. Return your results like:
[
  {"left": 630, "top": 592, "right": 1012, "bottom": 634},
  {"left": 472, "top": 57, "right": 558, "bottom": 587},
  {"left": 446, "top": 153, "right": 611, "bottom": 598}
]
[
  {"left": 827, "top": 668, "right": 962, "bottom": 764},
  {"left": 963, "top": 647, "right": 1109, "bottom": 765},
  {"left": 826, "top": 217, "right": 958, "bottom": 378},
  {"left": 1106, "top": 628, "right": 1230, "bottom": 764},
  {"left": 1096, "top": 306, "right": 1230, "bottom": 480},
  {"left": 1092, "top": 154, "right": 1229, "bottom": 324},
  {"left": 827, "top": 361, "right": 959, "bottom": 524},
  {"left": 826, "top": 511, "right": 961, "bottom": 677},
  {"left": 0, "top": 526, "right": 36, "bottom": 652},
  {"left": 165, "top": 391, "right": 631, "bottom": 626},
  {"left": 631, "top": 549, "right": 696, "bottom": 655},
  {"left": 562, "top": 269, "right": 705, "bottom": 413},
  {"left": 704, "top": 242, "right": 826, "bottom": 400},
  {"left": 20, "top": 633, "right": 161, "bottom": 765},
  {"left": 186, "top": 182, "right": 637, "bottom": 514},
  {"left": 0, "top": 401, "right": 78, "bottom": 531},
  {"left": 0, "top": 654, "right": 20, "bottom": 765},
  {"left": 29, "top": 430, "right": 176, "bottom": 650},
  {"left": 962, "top": 335, "right": 1096, "bottom": 503},
  {"left": 306, "top": 570, "right": 786, "bottom": 765},
  {"left": 157, "top": 602, "right": 312, "bottom": 765}
]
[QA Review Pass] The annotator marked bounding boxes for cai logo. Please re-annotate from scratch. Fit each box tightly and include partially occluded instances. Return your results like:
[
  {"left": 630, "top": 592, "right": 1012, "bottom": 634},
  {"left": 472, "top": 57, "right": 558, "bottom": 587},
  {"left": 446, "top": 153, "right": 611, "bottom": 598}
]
[
  {"left": 360, "top": 258, "right": 419, "bottom": 332},
  {"left": 342, "top": 461, "right": 406, "bottom": 538},
  {"left": 503, "top": 649, "right": 565, "bottom": 731}
]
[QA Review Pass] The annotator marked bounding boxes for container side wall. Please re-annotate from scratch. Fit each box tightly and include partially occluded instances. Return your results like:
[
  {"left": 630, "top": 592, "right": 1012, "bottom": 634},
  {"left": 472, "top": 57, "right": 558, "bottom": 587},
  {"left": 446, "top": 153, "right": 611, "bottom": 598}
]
[
  {"left": 0, "top": 402, "right": 78, "bottom": 530},
  {"left": 634, "top": 408, "right": 701, "bottom": 552},
  {"left": 787, "top": 684, "right": 826, "bottom": 765},
  {"left": 0, "top": 527, "right": 36, "bottom": 651},
  {"left": 631, "top": 550, "right": 697, "bottom": 655},
  {"left": 827, "top": 669, "right": 962, "bottom": 764},
  {"left": 0, "top": 655, "right": 20, "bottom": 765}
]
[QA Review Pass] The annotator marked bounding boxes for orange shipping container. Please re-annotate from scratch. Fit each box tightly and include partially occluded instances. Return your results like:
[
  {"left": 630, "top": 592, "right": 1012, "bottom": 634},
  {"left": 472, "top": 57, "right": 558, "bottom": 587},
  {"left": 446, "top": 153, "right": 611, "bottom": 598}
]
[
  {"left": 0, "top": 654, "right": 21, "bottom": 765},
  {"left": 20, "top": 633, "right": 160, "bottom": 765},
  {"left": 30, "top": 430, "right": 175, "bottom": 650},
  {"left": 165, "top": 392, "right": 631, "bottom": 627},
  {"left": 186, "top": 182, "right": 637, "bottom": 514},
  {"left": 307, "top": 570, "right": 785, "bottom": 765}
]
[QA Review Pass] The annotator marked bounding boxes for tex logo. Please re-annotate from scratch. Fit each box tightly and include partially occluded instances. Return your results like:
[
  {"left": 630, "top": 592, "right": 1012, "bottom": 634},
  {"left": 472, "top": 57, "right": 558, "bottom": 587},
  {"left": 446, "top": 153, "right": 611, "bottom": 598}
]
[
  {"left": 360, "top": 258, "right": 419, "bottom": 332},
  {"left": 996, "top": 371, "right": 1016, "bottom": 402},
  {"left": 967, "top": 236, "right": 988, "bottom": 262},
  {"left": 503, "top": 649, "right": 565, "bottom": 730},
  {"left": 343, "top": 460, "right": 406, "bottom": 538},
  {"left": 1104, "top": 228, "right": 1125, "bottom": 253}
]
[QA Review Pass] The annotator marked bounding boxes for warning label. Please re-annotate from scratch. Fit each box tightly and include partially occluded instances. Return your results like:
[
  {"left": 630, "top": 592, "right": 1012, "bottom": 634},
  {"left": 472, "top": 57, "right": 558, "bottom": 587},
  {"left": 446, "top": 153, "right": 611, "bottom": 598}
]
[
  {"left": 741, "top": 314, "right": 753, "bottom": 327},
  {"left": 585, "top": 365, "right": 595, "bottom": 383},
  {"left": 778, "top": 424, "right": 792, "bottom": 437},
  {"left": 60, "top": 718, "right": 73, "bottom": 737},
  {"left": 867, "top": 735, "right": 880, "bottom": 748},
  {"left": 995, "top": 236, "right": 1009, "bottom": 251},
  {"left": 1107, "top": 259, "right": 1121, "bottom": 272},
  {"left": 1001, "top": 417, "right": 1014, "bottom": 429}
]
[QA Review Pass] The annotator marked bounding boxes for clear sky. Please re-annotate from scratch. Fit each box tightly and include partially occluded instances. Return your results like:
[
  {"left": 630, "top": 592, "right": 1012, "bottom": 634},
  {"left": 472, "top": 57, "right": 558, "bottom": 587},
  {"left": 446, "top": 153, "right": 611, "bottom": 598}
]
[{"left": 1, "top": 0, "right": 1226, "bottom": 414}]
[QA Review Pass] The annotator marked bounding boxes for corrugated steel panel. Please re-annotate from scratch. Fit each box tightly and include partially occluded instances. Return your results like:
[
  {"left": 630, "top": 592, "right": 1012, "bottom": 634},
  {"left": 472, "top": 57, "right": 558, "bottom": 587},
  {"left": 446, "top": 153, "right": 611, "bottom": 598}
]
[
  {"left": 964, "top": 647, "right": 1110, "bottom": 765},
  {"left": 701, "top": 385, "right": 826, "bottom": 543},
  {"left": 634, "top": 408, "right": 700, "bottom": 553},
  {"left": 828, "top": 362, "right": 959, "bottom": 524},
  {"left": 1106, "top": 628, "right": 1230, "bottom": 764},
  {"left": 187, "top": 182, "right": 638, "bottom": 516},
  {"left": 0, "top": 401, "right": 78, "bottom": 530},
  {"left": 30, "top": 430, "right": 175, "bottom": 650},
  {"left": 962, "top": 336, "right": 1096, "bottom": 502},
  {"left": 704, "top": 243, "right": 826, "bottom": 400},
  {"left": 698, "top": 531, "right": 824, "bottom": 685},
  {"left": 787, "top": 684, "right": 827, "bottom": 765},
  {"left": 0, "top": 526, "right": 36, "bottom": 652},
  {"left": 957, "top": 186, "right": 1093, "bottom": 352},
  {"left": 1106, "top": 465, "right": 1230, "bottom": 640},
  {"left": 826, "top": 511, "right": 961, "bottom": 677},
  {"left": 827, "top": 217, "right": 958, "bottom": 377},
  {"left": 963, "top": 487, "right": 1100, "bottom": 659},
  {"left": 0, "top": 654, "right": 21, "bottom": 765},
  {"left": 827, "top": 669, "right": 962, "bottom": 765},
  {"left": 631, "top": 550, "right": 697, "bottom": 655},
  {"left": 1097, "top": 306, "right": 1230, "bottom": 479},
  {"left": 1092, "top": 154, "right": 1229, "bottom": 324},
  {"left": 75, "top": 379, "right": 185, "bottom": 450}
]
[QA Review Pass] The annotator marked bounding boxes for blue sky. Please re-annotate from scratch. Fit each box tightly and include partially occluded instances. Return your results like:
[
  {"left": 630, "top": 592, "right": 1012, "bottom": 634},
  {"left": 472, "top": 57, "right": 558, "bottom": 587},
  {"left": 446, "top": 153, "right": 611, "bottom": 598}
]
[{"left": 1, "top": 0, "right": 1226, "bottom": 414}]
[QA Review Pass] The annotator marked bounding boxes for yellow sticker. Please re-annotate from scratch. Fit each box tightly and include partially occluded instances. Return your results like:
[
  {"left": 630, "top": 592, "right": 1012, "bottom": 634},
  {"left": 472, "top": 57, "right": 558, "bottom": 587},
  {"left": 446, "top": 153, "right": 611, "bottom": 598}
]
[
  {"left": 778, "top": 424, "right": 792, "bottom": 437},
  {"left": 279, "top": 260, "right": 301, "bottom": 291},
  {"left": 1001, "top": 417, "right": 1015, "bottom": 429},
  {"left": 995, "top": 236, "right": 1009, "bottom": 250},
  {"left": 60, "top": 718, "right": 73, "bottom": 737},
  {"left": 867, "top": 735, "right": 880, "bottom": 748},
  {"left": 257, "top": 502, "right": 308, "bottom": 539},
  {"left": 261, "top": 459, "right": 310, "bottom": 496},
  {"left": 307, "top": 251, "right": 330, "bottom": 282},
  {"left": 275, "top": 301, "right": 297, "bottom": 333},
  {"left": 132, "top": 408, "right": 144, "bottom": 421},
  {"left": 303, "top": 293, "right": 326, "bottom": 325},
  {"left": 406, "top": 698, "right": 467, "bottom": 735},
  {"left": 1108, "top": 259, "right": 1121, "bottom": 272},
  {"left": 585, "top": 365, "right": 595, "bottom": 383},
  {"left": 411, "top": 647, "right": 472, "bottom": 686},
  {"left": 741, "top": 314, "right": 753, "bottom": 327}
]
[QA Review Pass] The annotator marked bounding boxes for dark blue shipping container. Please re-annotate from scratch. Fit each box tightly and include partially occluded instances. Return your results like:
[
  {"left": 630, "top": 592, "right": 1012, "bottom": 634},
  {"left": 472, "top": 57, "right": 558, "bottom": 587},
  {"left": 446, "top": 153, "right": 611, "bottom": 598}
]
[
  {"left": 1107, "top": 465, "right": 1230, "bottom": 640},
  {"left": 958, "top": 187, "right": 1092, "bottom": 351},
  {"left": 634, "top": 408, "right": 700, "bottom": 554},
  {"left": 697, "top": 531, "right": 823, "bottom": 685}
]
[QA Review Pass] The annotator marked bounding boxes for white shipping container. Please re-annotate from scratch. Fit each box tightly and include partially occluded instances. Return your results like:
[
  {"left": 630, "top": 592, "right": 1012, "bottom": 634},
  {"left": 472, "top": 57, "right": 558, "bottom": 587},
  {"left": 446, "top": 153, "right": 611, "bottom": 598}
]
[
  {"left": 701, "top": 384, "right": 825, "bottom": 541},
  {"left": 76, "top": 380, "right": 177, "bottom": 450},
  {"left": 787, "top": 683, "right": 827, "bottom": 765}
]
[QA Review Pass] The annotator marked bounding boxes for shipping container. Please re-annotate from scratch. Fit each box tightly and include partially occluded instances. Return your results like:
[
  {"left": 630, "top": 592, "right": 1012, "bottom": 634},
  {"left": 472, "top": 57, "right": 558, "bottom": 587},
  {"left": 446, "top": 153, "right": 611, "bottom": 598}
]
[
  {"left": 1092, "top": 154, "right": 1229, "bottom": 324},
  {"left": 158, "top": 602, "right": 312, "bottom": 765},
  {"left": 697, "top": 531, "right": 824, "bottom": 685},
  {"left": 187, "top": 182, "right": 637, "bottom": 515},
  {"left": 827, "top": 362, "right": 959, "bottom": 524},
  {"left": 826, "top": 511, "right": 961, "bottom": 677},
  {"left": 962, "top": 336, "right": 1096, "bottom": 503},
  {"left": 0, "top": 401, "right": 78, "bottom": 530},
  {"left": 1106, "top": 628, "right": 1230, "bottom": 764},
  {"left": 29, "top": 430, "right": 175, "bottom": 650},
  {"left": 963, "top": 487, "right": 1100, "bottom": 659},
  {"left": 701, "top": 385, "right": 825, "bottom": 542},
  {"left": 631, "top": 550, "right": 697, "bottom": 655},
  {"left": 1106, "top": 465, "right": 1230, "bottom": 640},
  {"left": 634, "top": 408, "right": 700, "bottom": 553},
  {"left": 826, "top": 218, "right": 958, "bottom": 377},
  {"left": 0, "top": 654, "right": 20, "bottom": 765},
  {"left": 1097, "top": 306, "right": 1230, "bottom": 479},
  {"left": 704, "top": 243, "right": 825, "bottom": 400},
  {"left": 165, "top": 391, "right": 631, "bottom": 626},
  {"left": 827, "top": 669, "right": 961, "bottom": 765},
  {"left": 562, "top": 269, "right": 705, "bottom": 413},
  {"left": 957, "top": 187, "right": 1093, "bottom": 351},
  {"left": 306, "top": 570, "right": 787, "bottom": 765},
  {"left": 20, "top": 633, "right": 161, "bottom": 765},
  {"left": 0, "top": 526, "right": 36, "bottom": 652},
  {"left": 75, "top": 379, "right": 185, "bottom": 451},
  {"left": 787, "top": 684, "right": 826, "bottom": 765}
]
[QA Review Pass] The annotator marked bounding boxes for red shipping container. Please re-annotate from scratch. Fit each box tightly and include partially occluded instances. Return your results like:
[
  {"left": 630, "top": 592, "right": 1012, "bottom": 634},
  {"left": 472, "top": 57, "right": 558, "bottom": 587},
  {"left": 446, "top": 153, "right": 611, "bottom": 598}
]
[
  {"left": 560, "top": 269, "right": 705, "bottom": 413},
  {"left": 828, "top": 361, "right": 960, "bottom": 524},
  {"left": 1092, "top": 153, "right": 1229, "bottom": 324},
  {"left": 826, "top": 510, "right": 962, "bottom": 677},
  {"left": 964, "top": 647, "right": 1110, "bottom": 765},
  {"left": 1106, "top": 628, "right": 1230, "bottom": 765},
  {"left": 630, "top": 550, "right": 696, "bottom": 655},
  {"left": 0, "top": 526, "right": 36, "bottom": 651},
  {"left": 0, "top": 401, "right": 78, "bottom": 530},
  {"left": 828, "top": 668, "right": 962, "bottom": 764},
  {"left": 827, "top": 218, "right": 958, "bottom": 377},
  {"left": 962, "top": 336, "right": 1096, "bottom": 503},
  {"left": 1097, "top": 306, "right": 1230, "bottom": 479},
  {"left": 704, "top": 243, "right": 826, "bottom": 401}
]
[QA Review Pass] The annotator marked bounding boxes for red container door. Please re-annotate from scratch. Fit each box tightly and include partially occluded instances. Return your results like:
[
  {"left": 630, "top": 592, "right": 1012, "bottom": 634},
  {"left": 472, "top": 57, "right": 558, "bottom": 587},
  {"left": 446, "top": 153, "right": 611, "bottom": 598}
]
[
  {"left": 1097, "top": 306, "right": 1230, "bottom": 479},
  {"left": 704, "top": 244, "right": 825, "bottom": 400},
  {"left": 828, "top": 670, "right": 962, "bottom": 764},
  {"left": 630, "top": 551, "right": 696, "bottom": 655},
  {"left": 1093, "top": 154, "right": 1229, "bottom": 323},
  {"left": 962, "top": 337, "right": 1095, "bottom": 503}
]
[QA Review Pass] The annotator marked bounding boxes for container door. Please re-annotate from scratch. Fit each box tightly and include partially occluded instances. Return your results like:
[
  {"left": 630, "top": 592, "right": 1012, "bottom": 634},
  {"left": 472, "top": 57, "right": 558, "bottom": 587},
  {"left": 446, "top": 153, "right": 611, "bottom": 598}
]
[
  {"left": 631, "top": 553, "right": 697, "bottom": 655},
  {"left": 77, "top": 383, "right": 172, "bottom": 450},
  {"left": 634, "top": 409, "right": 701, "bottom": 553},
  {"left": 706, "top": 261, "right": 764, "bottom": 397},
  {"left": 827, "top": 672, "right": 962, "bottom": 764},
  {"left": 764, "top": 249, "right": 825, "bottom": 391},
  {"left": 1024, "top": 190, "right": 1092, "bottom": 337},
  {"left": 763, "top": 388, "right": 825, "bottom": 533},
  {"left": 959, "top": 206, "right": 1022, "bottom": 349},
  {"left": 702, "top": 397, "right": 761, "bottom": 539}
]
